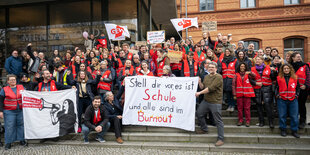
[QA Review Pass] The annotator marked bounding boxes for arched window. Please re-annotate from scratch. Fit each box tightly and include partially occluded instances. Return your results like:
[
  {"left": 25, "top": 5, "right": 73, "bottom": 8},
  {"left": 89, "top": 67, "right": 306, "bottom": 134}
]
[
  {"left": 242, "top": 39, "right": 261, "bottom": 52},
  {"left": 284, "top": 38, "right": 305, "bottom": 60}
]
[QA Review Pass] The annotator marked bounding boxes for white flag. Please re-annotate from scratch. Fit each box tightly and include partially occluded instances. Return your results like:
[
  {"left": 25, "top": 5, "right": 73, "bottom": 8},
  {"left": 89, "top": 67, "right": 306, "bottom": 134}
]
[
  {"left": 105, "top": 23, "right": 130, "bottom": 41},
  {"left": 170, "top": 17, "right": 199, "bottom": 32},
  {"left": 22, "top": 89, "right": 78, "bottom": 139}
]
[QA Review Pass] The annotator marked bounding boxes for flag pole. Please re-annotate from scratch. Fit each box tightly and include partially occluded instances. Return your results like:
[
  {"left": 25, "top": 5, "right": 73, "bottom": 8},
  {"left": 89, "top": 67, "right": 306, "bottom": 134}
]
[{"left": 176, "top": 31, "right": 183, "bottom": 40}]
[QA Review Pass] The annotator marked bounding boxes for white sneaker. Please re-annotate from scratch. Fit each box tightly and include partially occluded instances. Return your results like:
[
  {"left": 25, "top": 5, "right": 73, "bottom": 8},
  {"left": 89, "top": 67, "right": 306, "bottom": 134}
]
[
  {"left": 230, "top": 107, "right": 234, "bottom": 112},
  {"left": 226, "top": 107, "right": 231, "bottom": 111},
  {"left": 96, "top": 138, "right": 106, "bottom": 143}
]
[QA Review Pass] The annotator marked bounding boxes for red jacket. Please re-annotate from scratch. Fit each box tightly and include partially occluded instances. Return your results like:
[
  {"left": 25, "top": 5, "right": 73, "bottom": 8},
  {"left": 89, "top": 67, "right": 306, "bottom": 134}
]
[
  {"left": 277, "top": 76, "right": 297, "bottom": 101},
  {"left": 235, "top": 73, "right": 255, "bottom": 98},
  {"left": 3, "top": 85, "right": 24, "bottom": 110}
]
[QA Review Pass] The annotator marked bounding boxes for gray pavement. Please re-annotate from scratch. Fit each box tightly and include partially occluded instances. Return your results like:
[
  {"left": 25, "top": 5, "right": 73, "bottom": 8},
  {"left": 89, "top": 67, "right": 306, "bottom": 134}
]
[{"left": 0, "top": 144, "right": 275, "bottom": 155}]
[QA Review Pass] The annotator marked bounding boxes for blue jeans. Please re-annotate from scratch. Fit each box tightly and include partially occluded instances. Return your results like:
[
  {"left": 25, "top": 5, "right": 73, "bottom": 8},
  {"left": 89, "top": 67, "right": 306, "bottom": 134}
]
[
  {"left": 82, "top": 122, "right": 110, "bottom": 141},
  {"left": 3, "top": 109, "right": 25, "bottom": 144},
  {"left": 277, "top": 98, "right": 299, "bottom": 131}
]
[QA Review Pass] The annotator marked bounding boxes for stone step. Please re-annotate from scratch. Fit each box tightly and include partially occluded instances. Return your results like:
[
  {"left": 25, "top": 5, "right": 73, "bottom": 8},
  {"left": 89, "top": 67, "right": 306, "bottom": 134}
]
[
  {"left": 26, "top": 140, "right": 310, "bottom": 155},
  {"left": 205, "top": 117, "right": 291, "bottom": 125},
  {"left": 122, "top": 125, "right": 310, "bottom": 135},
  {"left": 57, "top": 132, "right": 310, "bottom": 145}
]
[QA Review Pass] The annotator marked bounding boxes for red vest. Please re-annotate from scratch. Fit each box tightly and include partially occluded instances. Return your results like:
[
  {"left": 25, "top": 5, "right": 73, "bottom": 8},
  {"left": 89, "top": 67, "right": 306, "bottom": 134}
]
[
  {"left": 193, "top": 52, "right": 206, "bottom": 66},
  {"left": 135, "top": 66, "right": 142, "bottom": 73},
  {"left": 295, "top": 65, "right": 307, "bottom": 85},
  {"left": 126, "top": 52, "right": 133, "bottom": 60},
  {"left": 116, "top": 58, "right": 125, "bottom": 76},
  {"left": 277, "top": 76, "right": 297, "bottom": 101},
  {"left": 251, "top": 65, "right": 272, "bottom": 89},
  {"left": 38, "top": 80, "right": 58, "bottom": 92},
  {"left": 96, "top": 38, "right": 107, "bottom": 49},
  {"left": 235, "top": 73, "right": 255, "bottom": 98},
  {"left": 97, "top": 70, "right": 112, "bottom": 91},
  {"left": 157, "top": 57, "right": 167, "bottom": 77},
  {"left": 72, "top": 65, "right": 77, "bottom": 79},
  {"left": 138, "top": 71, "right": 154, "bottom": 76},
  {"left": 183, "top": 60, "right": 198, "bottom": 77},
  {"left": 3, "top": 85, "right": 24, "bottom": 110},
  {"left": 222, "top": 59, "right": 237, "bottom": 78}
]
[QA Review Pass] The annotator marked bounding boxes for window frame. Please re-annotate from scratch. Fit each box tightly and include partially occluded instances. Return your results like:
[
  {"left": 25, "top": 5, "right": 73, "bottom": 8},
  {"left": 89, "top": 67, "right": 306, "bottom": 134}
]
[
  {"left": 199, "top": 0, "right": 215, "bottom": 12},
  {"left": 242, "top": 38, "right": 261, "bottom": 52},
  {"left": 240, "top": 0, "right": 257, "bottom": 9},
  {"left": 283, "top": 37, "right": 306, "bottom": 61},
  {"left": 284, "top": 0, "right": 300, "bottom": 5}
]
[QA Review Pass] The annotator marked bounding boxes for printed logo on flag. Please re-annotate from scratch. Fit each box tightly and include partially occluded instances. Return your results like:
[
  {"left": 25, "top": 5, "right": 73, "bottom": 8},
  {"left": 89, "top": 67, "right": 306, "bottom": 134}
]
[
  {"left": 178, "top": 19, "right": 192, "bottom": 28},
  {"left": 111, "top": 25, "right": 125, "bottom": 38}
]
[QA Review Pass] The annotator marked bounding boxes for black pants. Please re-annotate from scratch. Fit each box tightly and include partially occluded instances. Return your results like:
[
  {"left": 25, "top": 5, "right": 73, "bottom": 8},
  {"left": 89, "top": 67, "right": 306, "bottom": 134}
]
[
  {"left": 253, "top": 87, "right": 273, "bottom": 123},
  {"left": 110, "top": 117, "right": 122, "bottom": 138},
  {"left": 116, "top": 86, "right": 125, "bottom": 100},
  {"left": 298, "top": 89, "right": 308, "bottom": 123},
  {"left": 78, "top": 97, "right": 92, "bottom": 127}
]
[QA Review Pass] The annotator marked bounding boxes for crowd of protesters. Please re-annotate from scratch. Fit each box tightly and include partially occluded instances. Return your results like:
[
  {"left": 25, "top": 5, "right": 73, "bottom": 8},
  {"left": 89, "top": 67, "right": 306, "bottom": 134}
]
[{"left": 0, "top": 31, "right": 309, "bottom": 149}]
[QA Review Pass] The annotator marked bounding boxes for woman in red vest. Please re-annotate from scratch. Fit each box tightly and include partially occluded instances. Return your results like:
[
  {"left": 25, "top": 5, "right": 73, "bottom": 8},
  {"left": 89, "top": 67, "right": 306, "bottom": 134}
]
[
  {"left": 193, "top": 44, "right": 206, "bottom": 66},
  {"left": 221, "top": 48, "right": 237, "bottom": 112},
  {"left": 116, "top": 60, "right": 136, "bottom": 100},
  {"left": 181, "top": 51, "right": 199, "bottom": 77},
  {"left": 275, "top": 64, "right": 300, "bottom": 138},
  {"left": 232, "top": 63, "right": 256, "bottom": 127},
  {"left": 251, "top": 56, "right": 276, "bottom": 128},
  {"left": 170, "top": 44, "right": 183, "bottom": 77},
  {"left": 69, "top": 55, "right": 81, "bottom": 80},
  {"left": 138, "top": 61, "right": 154, "bottom": 76},
  {"left": 156, "top": 49, "right": 170, "bottom": 77},
  {"left": 289, "top": 52, "right": 310, "bottom": 129},
  {"left": 0, "top": 74, "right": 26, "bottom": 150}
]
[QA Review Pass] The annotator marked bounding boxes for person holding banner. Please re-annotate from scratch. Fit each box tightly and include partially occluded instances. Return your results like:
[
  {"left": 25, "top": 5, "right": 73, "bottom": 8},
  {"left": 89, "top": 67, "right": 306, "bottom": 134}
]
[
  {"left": 116, "top": 59, "right": 136, "bottom": 101},
  {"left": 138, "top": 61, "right": 154, "bottom": 76},
  {"left": 156, "top": 49, "right": 170, "bottom": 77},
  {"left": 104, "top": 91, "right": 124, "bottom": 144},
  {"left": 66, "top": 70, "right": 97, "bottom": 133},
  {"left": 37, "top": 69, "right": 74, "bottom": 92},
  {"left": 83, "top": 96, "right": 110, "bottom": 144},
  {"left": 141, "top": 52, "right": 156, "bottom": 75},
  {"left": 94, "top": 33, "right": 108, "bottom": 49},
  {"left": 181, "top": 52, "right": 199, "bottom": 77},
  {"left": 0, "top": 74, "right": 27, "bottom": 150},
  {"left": 196, "top": 62, "right": 224, "bottom": 146},
  {"left": 170, "top": 43, "right": 183, "bottom": 77}
]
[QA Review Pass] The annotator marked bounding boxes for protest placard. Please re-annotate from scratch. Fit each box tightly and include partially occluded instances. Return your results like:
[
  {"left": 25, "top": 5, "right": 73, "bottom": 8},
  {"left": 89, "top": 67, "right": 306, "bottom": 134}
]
[
  {"left": 167, "top": 50, "right": 183, "bottom": 63},
  {"left": 22, "top": 89, "right": 78, "bottom": 139},
  {"left": 123, "top": 76, "right": 198, "bottom": 131},
  {"left": 202, "top": 21, "right": 217, "bottom": 32},
  {"left": 135, "top": 41, "right": 147, "bottom": 46},
  {"left": 147, "top": 30, "right": 165, "bottom": 44}
]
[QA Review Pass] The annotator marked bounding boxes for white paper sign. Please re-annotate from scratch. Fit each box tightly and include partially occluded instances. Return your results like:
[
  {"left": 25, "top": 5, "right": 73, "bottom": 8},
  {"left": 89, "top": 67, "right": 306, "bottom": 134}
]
[
  {"left": 147, "top": 30, "right": 165, "bottom": 44},
  {"left": 123, "top": 76, "right": 198, "bottom": 131},
  {"left": 22, "top": 89, "right": 78, "bottom": 139}
]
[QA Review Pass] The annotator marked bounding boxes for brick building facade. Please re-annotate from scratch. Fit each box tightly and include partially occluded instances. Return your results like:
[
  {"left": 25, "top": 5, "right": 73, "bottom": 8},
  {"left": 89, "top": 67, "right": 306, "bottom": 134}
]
[{"left": 177, "top": 0, "right": 310, "bottom": 61}]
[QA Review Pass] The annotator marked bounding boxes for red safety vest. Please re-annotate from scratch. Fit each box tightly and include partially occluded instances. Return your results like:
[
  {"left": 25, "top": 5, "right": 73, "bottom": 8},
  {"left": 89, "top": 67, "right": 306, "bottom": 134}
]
[
  {"left": 91, "top": 70, "right": 98, "bottom": 79},
  {"left": 71, "top": 65, "right": 77, "bottom": 79},
  {"left": 126, "top": 52, "right": 133, "bottom": 60},
  {"left": 251, "top": 65, "right": 272, "bottom": 89},
  {"left": 138, "top": 71, "right": 154, "bottom": 76},
  {"left": 116, "top": 58, "right": 125, "bottom": 76},
  {"left": 3, "top": 85, "right": 24, "bottom": 110},
  {"left": 157, "top": 57, "right": 167, "bottom": 77},
  {"left": 183, "top": 60, "right": 198, "bottom": 77},
  {"left": 277, "top": 76, "right": 297, "bottom": 101},
  {"left": 295, "top": 65, "right": 307, "bottom": 85},
  {"left": 38, "top": 80, "right": 58, "bottom": 92},
  {"left": 222, "top": 59, "right": 237, "bottom": 78},
  {"left": 97, "top": 70, "right": 112, "bottom": 91},
  {"left": 193, "top": 52, "right": 206, "bottom": 66},
  {"left": 96, "top": 38, "right": 107, "bottom": 49},
  {"left": 235, "top": 73, "right": 255, "bottom": 98},
  {"left": 135, "top": 66, "right": 142, "bottom": 73}
]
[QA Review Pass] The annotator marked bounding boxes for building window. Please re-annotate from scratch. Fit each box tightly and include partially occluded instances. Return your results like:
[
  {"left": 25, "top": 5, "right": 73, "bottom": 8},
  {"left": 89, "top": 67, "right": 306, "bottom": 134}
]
[
  {"left": 284, "top": 0, "right": 300, "bottom": 5},
  {"left": 284, "top": 38, "right": 304, "bottom": 60},
  {"left": 240, "top": 0, "right": 256, "bottom": 9},
  {"left": 200, "top": 0, "right": 214, "bottom": 11},
  {"left": 243, "top": 40, "right": 260, "bottom": 51}
]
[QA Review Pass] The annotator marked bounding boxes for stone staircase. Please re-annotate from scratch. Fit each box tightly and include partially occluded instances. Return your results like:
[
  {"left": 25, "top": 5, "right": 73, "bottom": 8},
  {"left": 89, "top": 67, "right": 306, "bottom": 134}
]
[{"left": 24, "top": 109, "right": 310, "bottom": 155}]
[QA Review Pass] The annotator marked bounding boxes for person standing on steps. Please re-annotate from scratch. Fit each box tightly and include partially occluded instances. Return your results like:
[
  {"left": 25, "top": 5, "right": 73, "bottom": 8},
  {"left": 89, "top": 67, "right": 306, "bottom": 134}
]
[
  {"left": 275, "top": 64, "right": 300, "bottom": 138},
  {"left": 195, "top": 61, "right": 224, "bottom": 146}
]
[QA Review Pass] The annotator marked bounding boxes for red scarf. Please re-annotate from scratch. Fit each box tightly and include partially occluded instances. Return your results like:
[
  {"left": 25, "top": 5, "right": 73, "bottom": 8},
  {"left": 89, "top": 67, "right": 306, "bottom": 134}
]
[{"left": 93, "top": 109, "right": 101, "bottom": 125}]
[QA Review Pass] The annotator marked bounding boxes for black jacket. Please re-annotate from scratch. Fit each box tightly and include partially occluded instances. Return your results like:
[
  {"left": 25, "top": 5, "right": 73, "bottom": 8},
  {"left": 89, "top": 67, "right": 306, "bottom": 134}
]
[
  {"left": 66, "top": 76, "right": 96, "bottom": 101},
  {"left": 84, "top": 104, "right": 109, "bottom": 130},
  {"left": 103, "top": 98, "right": 123, "bottom": 119}
]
